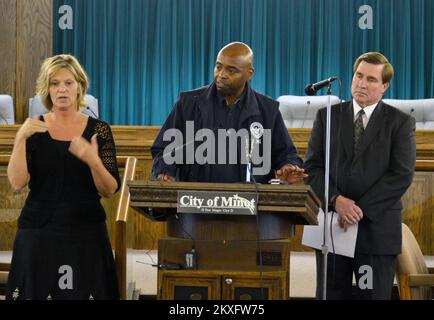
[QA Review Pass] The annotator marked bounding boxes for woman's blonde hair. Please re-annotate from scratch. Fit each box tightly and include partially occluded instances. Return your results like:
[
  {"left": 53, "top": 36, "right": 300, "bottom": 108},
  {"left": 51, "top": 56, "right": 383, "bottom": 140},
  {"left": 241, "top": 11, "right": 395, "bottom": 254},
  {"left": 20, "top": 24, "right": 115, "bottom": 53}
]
[{"left": 36, "top": 54, "right": 89, "bottom": 111}]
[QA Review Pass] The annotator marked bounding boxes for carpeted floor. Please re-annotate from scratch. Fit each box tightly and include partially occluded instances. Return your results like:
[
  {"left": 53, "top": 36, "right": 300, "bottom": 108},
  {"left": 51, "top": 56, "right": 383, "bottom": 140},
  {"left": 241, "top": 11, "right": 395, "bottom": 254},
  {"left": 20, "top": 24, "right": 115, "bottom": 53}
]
[
  {"left": 0, "top": 250, "right": 318, "bottom": 298},
  {"left": 2, "top": 250, "right": 433, "bottom": 299}
]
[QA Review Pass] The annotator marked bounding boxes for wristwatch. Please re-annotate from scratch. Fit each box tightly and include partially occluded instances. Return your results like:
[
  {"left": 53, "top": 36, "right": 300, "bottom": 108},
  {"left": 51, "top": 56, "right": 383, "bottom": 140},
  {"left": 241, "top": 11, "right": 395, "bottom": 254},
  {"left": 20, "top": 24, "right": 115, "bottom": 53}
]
[{"left": 330, "top": 195, "right": 338, "bottom": 209}]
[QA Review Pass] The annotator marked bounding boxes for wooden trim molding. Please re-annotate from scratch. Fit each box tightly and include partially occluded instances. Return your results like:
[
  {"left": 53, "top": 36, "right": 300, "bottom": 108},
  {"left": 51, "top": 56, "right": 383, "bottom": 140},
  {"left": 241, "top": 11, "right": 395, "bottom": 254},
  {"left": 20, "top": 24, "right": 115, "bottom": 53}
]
[{"left": 115, "top": 156, "right": 137, "bottom": 300}]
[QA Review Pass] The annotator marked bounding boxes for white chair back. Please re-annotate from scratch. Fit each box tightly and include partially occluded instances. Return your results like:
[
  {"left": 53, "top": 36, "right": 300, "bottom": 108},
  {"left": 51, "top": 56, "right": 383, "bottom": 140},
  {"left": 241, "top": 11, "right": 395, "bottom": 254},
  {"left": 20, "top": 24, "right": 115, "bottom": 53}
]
[
  {"left": 80, "top": 94, "right": 99, "bottom": 118},
  {"left": 29, "top": 95, "right": 48, "bottom": 118},
  {"left": 277, "top": 95, "right": 341, "bottom": 128},
  {"left": 0, "top": 94, "right": 14, "bottom": 124},
  {"left": 29, "top": 94, "right": 99, "bottom": 119},
  {"left": 383, "top": 99, "right": 434, "bottom": 130}
]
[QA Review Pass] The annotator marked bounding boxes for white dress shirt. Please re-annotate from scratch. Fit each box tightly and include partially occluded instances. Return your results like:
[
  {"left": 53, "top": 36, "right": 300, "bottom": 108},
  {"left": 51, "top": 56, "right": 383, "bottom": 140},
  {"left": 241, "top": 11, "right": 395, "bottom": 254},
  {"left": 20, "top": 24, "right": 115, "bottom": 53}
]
[{"left": 352, "top": 99, "right": 379, "bottom": 129}]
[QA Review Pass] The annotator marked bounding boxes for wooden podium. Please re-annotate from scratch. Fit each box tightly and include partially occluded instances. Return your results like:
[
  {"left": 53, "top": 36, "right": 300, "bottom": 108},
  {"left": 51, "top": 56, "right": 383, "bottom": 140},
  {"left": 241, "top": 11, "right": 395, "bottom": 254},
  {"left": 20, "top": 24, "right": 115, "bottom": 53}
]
[{"left": 128, "top": 181, "right": 320, "bottom": 300}]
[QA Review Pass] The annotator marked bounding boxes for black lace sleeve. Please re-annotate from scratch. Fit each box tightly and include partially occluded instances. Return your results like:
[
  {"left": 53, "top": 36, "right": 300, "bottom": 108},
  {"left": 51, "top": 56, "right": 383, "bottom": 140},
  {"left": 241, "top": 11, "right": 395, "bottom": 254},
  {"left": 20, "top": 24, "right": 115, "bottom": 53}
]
[{"left": 93, "top": 121, "right": 121, "bottom": 192}]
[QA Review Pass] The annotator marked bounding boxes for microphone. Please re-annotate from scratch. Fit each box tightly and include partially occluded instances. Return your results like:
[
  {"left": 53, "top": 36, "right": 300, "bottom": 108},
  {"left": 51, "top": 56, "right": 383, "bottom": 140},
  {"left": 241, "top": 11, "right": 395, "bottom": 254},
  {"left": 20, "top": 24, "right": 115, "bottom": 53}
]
[
  {"left": 151, "top": 135, "right": 198, "bottom": 180},
  {"left": 246, "top": 122, "right": 264, "bottom": 182},
  {"left": 245, "top": 135, "right": 253, "bottom": 182},
  {"left": 305, "top": 76, "right": 338, "bottom": 96},
  {"left": 151, "top": 123, "right": 233, "bottom": 180},
  {"left": 300, "top": 100, "right": 311, "bottom": 128},
  {"left": 85, "top": 106, "right": 98, "bottom": 118},
  {"left": 136, "top": 261, "right": 183, "bottom": 270},
  {"left": 409, "top": 108, "right": 416, "bottom": 129}
]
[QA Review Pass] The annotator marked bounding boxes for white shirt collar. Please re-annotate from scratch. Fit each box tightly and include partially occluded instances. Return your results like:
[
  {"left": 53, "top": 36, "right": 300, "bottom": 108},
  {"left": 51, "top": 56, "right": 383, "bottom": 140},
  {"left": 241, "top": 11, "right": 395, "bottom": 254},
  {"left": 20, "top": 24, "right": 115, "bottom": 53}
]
[{"left": 353, "top": 99, "right": 379, "bottom": 127}]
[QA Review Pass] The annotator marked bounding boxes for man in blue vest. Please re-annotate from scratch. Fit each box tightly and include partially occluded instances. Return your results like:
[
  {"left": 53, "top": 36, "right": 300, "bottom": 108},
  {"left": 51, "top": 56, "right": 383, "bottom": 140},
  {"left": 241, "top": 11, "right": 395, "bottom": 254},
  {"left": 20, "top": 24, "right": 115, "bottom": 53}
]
[{"left": 151, "top": 42, "right": 305, "bottom": 184}]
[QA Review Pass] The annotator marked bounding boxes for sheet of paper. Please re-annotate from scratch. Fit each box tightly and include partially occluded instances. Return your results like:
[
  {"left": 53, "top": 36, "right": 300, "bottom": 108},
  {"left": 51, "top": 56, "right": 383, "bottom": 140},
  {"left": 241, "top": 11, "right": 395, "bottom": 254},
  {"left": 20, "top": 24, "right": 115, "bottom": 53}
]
[{"left": 302, "top": 209, "right": 358, "bottom": 258}]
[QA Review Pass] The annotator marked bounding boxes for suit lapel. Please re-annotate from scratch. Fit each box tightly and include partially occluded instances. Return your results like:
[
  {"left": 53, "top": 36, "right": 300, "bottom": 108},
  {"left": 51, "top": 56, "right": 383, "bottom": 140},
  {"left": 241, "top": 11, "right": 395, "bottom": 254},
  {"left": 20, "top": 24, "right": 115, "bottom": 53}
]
[
  {"left": 340, "top": 101, "right": 354, "bottom": 160},
  {"left": 352, "top": 101, "right": 386, "bottom": 162}
]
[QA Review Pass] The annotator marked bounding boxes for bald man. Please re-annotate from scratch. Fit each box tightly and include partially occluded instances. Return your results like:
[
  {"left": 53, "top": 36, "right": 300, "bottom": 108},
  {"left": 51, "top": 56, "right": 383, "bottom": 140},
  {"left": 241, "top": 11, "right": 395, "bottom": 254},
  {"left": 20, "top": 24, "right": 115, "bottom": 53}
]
[{"left": 151, "top": 42, "right": 305, "bottom": 184}]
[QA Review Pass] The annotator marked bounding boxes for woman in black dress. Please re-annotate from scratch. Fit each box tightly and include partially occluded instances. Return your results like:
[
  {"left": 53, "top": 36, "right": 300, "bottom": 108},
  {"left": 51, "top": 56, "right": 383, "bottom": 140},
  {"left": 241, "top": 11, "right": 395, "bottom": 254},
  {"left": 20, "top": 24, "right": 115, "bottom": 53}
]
[{"left": 6, "top": 54, "right": 120, "bottom": 300}]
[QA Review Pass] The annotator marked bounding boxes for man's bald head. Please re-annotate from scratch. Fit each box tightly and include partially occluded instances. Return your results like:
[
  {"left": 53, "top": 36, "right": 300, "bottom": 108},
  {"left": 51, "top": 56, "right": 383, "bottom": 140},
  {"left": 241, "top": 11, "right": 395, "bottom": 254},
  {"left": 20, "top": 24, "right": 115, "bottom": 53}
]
[
  {"left": 214, "top": 42, "right": 255, "bottom": 104},
  {"left": 217, "top": 42, "right": 254, "bottom": 68}
]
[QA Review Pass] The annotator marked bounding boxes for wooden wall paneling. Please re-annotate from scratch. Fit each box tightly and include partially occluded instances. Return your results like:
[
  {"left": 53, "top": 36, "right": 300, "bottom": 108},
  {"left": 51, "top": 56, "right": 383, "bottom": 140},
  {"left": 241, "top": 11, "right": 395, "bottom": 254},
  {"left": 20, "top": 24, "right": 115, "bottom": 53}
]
[
  {"left": 401, "top": 172, "right": 434, "bottom": 254},
  {"left": 0, "top": 0, "right": 17, "bottom": 98},
  {"left": 0, "top": 177, "right": 27, "bottom": 250},
  {"left": 1, "top": 127, "right": 434, "bottom": 253},
  {"left": 15, "top": 0, "right": 52, "bottom": 123}
]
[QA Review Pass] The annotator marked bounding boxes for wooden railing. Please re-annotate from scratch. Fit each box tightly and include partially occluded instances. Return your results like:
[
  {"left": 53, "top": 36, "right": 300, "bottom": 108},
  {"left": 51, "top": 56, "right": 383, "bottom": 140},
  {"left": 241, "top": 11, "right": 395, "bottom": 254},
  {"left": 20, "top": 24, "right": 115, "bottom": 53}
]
[{"left": 114, "top": 156, "right": 137, "bottom": 300}]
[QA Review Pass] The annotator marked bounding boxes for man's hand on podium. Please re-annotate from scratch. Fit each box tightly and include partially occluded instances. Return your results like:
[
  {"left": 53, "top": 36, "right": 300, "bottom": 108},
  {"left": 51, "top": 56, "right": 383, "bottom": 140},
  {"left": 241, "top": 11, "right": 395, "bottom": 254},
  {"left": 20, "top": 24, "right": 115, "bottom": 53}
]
[
  {"left": 275, "top": 164, "right": 308, "bottom": 184},
  {"left": 157, "top": 174, "right": 175, "bottom": 182}
]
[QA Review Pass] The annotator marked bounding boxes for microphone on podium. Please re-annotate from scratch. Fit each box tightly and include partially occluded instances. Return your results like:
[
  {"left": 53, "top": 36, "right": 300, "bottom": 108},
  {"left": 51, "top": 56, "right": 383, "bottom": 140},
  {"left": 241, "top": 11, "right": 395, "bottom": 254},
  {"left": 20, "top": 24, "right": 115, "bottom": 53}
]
[
  {"left": 409, "top": 108, "right": 416, "bottom": 128},
  {"left": 85, "top": 106, "right": 98, "bottom": 118},
  {"left": 305, "top": 76, "right": 338, "bottom": 96},
  {"left": 300, "top": 99, "right": 311, "bottom": 129}
]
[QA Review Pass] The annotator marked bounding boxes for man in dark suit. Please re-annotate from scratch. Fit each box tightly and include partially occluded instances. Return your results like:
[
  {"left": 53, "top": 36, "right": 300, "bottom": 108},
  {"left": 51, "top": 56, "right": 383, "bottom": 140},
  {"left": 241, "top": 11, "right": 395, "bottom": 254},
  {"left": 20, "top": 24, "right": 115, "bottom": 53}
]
[{"left": 304, "top": 52, "right": 416, "bottom": 299}]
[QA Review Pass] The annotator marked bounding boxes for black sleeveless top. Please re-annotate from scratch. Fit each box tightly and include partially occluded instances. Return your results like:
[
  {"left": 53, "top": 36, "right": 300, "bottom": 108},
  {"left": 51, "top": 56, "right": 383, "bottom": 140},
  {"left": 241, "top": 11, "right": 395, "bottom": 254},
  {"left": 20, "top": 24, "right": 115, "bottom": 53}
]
[{"left": 18, "top": 116, "right": 121, "bottom": 228}]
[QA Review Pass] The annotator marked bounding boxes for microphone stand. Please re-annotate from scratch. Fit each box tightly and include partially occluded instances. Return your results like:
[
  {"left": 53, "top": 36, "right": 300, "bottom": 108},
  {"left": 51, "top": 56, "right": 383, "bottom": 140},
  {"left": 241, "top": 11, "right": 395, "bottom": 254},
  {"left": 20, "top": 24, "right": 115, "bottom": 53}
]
[
  {"left": 321, "top": 83, "right": 333, "bottom": 300},
  {"left": 245, "top": 135, "right": 254, "bottom": 183}
]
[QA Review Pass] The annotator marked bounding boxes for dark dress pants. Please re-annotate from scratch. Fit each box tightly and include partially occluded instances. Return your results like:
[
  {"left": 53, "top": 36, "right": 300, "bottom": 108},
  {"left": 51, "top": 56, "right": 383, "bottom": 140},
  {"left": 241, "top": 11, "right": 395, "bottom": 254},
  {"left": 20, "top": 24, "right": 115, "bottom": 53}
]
[{"left": 315, "top": 250, "right": 397, "bottom": 300}]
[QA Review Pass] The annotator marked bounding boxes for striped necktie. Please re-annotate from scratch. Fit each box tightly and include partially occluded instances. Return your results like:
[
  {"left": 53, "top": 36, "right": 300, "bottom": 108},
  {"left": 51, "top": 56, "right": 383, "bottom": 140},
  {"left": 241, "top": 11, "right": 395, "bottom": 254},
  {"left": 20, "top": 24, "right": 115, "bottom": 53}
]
[{"left": 353, "top": 109, "right": 365, "bottom": 149}]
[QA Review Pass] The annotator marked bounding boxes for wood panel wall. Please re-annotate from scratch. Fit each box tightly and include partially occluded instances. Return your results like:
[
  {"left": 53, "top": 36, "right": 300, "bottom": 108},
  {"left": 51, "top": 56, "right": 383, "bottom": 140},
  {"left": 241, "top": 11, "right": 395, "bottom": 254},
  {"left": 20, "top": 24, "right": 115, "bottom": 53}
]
[
  {"left": 1, "top": 0, "right": 431, "bottom": 258},
  {"left": 0, "top": 0, "right": 52, "bottom": 124},
  {"left": 1, "top": 126, "right": 434, "bottom": 255},
  {"left": 0, "top": 0, "right": 17, "bottom": 96}
]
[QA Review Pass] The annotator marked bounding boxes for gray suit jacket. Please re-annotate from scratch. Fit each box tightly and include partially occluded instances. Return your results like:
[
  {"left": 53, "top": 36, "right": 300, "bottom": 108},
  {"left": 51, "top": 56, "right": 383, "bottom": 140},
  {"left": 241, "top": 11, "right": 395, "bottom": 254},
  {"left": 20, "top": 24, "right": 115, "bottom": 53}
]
[{"left": 304, "top": 100, "right": 416, "bottom": 255}]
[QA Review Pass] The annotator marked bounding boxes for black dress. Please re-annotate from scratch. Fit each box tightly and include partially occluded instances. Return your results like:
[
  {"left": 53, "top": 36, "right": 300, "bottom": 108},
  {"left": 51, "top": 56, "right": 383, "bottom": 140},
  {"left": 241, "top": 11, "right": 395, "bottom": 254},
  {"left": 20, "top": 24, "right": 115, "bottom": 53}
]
[{"left": 6, "top": 116, "right": 121, "bottom": 300}]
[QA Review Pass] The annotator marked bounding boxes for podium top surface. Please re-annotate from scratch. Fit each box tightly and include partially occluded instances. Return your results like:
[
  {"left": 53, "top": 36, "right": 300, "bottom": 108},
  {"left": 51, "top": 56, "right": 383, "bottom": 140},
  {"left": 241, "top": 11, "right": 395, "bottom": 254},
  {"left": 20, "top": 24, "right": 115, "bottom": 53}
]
[{"left": 128, "top": 180, "right": 320, "bottom": 226}]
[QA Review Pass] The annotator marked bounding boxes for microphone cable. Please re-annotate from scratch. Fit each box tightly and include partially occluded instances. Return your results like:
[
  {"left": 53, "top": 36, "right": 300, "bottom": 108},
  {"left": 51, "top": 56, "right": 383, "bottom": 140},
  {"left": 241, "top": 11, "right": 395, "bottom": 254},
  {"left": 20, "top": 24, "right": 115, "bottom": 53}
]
[
  {"left": 328, "top": 78, "right": 344, "bottom": 293},
  {"left": 136, "top": 249, "right": 158, "bottom": 267},
  {"left": 175, "top": 213, "right": 197, "bottom": 269},
  {"left": 246, "top": 157, "right": 266, "bottom": 300}
]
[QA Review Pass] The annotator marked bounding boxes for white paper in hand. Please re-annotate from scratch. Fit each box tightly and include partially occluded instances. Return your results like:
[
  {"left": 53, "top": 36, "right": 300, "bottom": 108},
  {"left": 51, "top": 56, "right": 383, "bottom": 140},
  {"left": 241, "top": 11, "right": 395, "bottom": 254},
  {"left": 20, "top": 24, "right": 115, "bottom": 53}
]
[{"left": 302, "top": 209, "right": 358, "bottom": 258}]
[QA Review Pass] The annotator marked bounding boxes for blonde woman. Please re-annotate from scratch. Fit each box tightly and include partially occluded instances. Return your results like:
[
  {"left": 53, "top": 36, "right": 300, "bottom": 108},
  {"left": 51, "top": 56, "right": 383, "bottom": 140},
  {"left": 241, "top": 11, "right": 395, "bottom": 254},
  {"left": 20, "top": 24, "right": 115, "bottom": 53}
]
[{"left": 6, "top": 54, "right": 120, "bottom": 300}]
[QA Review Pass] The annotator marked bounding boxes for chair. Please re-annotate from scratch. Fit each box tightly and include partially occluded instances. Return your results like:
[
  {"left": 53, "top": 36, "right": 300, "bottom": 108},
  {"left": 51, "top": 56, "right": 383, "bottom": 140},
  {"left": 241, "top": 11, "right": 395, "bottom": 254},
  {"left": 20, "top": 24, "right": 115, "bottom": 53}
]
[
  {"left": 80, "top": 94, "right": 99, "bottom": 119},
  {"left": 29, "top": 95, "right": 48, "bottom": 118},
  {"left": 29, "top": 94, "right": 99, "bottom": 118},
  {"left": 383, "top": 99, "right": 434, "bottom": 130},
  {"left": 396, "top": 223, "right": 434, "bottom": 300},
  {"left": 277, "top": 95, "right": 341, "bottom": 128},
  {"left": 0, "top": 95, "right": 15, "bottom": 124}
]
